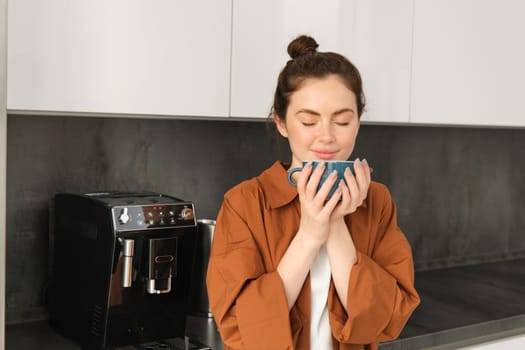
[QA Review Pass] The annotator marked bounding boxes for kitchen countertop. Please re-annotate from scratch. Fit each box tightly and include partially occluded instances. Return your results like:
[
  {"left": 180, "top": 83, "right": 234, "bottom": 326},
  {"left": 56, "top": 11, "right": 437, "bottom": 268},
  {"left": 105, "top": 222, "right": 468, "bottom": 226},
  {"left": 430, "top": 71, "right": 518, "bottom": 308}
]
[
  {"left": 381, "top": 257, "right": 525, "bottom": 349},
  {"left": 6, "top": 258, "right": 525, "bottom": 350}
]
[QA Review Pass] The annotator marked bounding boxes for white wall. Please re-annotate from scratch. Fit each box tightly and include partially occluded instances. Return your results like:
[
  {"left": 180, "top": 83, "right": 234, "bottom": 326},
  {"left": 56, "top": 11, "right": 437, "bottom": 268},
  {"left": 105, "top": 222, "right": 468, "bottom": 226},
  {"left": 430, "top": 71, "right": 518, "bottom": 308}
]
[{"left": 1, "top": 0, "right": 8, "bottom": 348}]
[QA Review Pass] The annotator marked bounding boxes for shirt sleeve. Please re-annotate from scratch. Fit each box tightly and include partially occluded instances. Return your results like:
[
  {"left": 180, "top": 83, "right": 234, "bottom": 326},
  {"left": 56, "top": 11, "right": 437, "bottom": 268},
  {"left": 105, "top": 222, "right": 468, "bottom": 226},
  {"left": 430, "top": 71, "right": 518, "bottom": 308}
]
[
  {"left": 206, "top": 194, "right": 295, "bottom": 350},
  {"left": 328, "top": 184, "right": 421, "bottom": 344}
]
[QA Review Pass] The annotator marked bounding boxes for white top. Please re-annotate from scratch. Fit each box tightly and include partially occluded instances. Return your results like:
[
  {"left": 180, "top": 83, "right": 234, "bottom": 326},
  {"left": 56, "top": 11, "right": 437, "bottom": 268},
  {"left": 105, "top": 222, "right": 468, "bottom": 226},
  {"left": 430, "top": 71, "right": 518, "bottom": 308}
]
[{"left": 310, "top": 244, "right": 333, "bottom": 349}]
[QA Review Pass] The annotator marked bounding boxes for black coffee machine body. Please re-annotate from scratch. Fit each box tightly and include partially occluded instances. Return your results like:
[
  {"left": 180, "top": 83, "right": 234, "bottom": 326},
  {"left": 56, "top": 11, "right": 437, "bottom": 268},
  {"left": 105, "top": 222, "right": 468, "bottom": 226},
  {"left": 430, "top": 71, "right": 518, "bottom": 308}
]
[{"left": 47, "top": 192, "right": 198, "bottom": 350}]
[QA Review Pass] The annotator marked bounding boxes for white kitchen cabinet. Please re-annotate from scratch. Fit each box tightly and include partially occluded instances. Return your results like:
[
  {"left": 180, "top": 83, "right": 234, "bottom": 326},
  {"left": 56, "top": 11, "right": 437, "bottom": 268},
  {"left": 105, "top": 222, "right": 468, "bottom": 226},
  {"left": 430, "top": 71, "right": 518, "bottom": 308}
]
[
  {"left": 7, "top": 0, "right": 232, "bottom": 118},
  {"left": 230, "top": 0, "right": 413, "bottom": 123},
  {"left": 410, "top": 0, "right": 525, "bottom": 127}
]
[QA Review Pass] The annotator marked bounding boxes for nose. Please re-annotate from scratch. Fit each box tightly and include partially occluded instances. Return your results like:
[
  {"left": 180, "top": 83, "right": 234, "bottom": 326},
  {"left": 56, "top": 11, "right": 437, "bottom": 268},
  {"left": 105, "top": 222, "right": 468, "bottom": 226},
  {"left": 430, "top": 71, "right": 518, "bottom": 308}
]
[{"left": 317, "top": 120, "right": 335, "bottom": 143}]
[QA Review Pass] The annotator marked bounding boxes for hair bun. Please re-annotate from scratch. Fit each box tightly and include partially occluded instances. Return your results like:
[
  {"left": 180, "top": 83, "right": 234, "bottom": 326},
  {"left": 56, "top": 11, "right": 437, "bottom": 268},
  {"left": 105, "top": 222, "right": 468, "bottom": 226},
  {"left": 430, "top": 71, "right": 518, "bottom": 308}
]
[{"left": 287, "top": 35, "right": 319, "bottom": 59}]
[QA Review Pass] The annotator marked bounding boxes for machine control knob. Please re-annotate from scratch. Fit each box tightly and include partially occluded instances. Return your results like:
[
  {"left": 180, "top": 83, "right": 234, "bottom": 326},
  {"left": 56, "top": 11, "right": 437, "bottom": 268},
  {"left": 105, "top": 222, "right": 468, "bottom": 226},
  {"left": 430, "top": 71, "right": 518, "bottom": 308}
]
[
  {"left": 119, "top": 208, "right": 130, "bottom": 224},
  {"left": 180, "top": 207, "right": 194, "bottom": 221}
]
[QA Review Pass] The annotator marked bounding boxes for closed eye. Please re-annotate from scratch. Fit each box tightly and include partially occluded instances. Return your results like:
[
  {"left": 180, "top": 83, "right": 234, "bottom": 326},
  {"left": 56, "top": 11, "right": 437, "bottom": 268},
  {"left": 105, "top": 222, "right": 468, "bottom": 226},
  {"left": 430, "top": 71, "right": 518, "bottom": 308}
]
[
  {"left": 297, "top": 109, "right": 320, "bottom": 126},
  {"left": 333, "top": 108, "right": 355, "bottom": 126}
]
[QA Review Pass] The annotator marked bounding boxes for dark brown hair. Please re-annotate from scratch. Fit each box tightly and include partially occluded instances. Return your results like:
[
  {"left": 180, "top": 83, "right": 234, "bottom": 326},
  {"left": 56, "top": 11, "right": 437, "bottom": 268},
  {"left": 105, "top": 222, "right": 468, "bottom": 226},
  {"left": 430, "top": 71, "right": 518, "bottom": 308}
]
[{"left": 271, "top": 35, "right": 366, "bottom": 120}]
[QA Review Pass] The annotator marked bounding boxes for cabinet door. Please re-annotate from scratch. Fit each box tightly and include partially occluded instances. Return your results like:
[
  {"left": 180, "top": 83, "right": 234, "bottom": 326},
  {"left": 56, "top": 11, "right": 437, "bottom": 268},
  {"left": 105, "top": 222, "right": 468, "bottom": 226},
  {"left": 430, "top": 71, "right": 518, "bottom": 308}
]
[
  {"left": 410, "top": 0, "right": 525, "bottom": 127},
  {"left": 351, "top": 0, "right": 413, "bottom": 124},
  {"left": 8, "top": 0, "right": 231, "bottom": 118},
  {"left": 230, "top": 0, "right": 413, "bottom": 123}
]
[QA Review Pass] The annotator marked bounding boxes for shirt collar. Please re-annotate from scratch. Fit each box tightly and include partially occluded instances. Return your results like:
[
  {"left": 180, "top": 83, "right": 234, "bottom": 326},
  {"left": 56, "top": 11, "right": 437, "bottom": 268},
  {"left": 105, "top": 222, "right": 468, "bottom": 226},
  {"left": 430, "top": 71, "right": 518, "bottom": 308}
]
[{"left": 257, "top": 161, "right": 298, "bottom": 209}]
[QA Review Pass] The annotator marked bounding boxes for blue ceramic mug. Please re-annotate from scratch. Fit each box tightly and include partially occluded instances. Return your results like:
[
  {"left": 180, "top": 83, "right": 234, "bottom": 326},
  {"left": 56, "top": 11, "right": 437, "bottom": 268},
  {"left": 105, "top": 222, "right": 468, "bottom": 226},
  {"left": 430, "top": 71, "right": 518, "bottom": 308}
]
[{"left": 287, "top": 160, "right": 355, "bottom": 199}]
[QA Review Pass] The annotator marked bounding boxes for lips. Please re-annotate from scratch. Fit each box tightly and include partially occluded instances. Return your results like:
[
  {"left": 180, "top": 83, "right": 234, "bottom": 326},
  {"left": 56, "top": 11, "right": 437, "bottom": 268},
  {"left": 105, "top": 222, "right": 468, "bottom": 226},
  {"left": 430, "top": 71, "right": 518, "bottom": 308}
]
[{"left": 311, "top": 150, "right": 338, "bottom": 160}]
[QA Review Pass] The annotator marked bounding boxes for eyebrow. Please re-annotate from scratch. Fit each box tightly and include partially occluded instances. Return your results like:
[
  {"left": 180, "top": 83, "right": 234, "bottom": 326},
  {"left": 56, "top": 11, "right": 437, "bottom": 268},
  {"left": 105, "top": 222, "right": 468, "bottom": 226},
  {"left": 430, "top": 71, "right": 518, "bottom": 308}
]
[{"left": 296, "top": 108, "right": 355, "bottom": 116}]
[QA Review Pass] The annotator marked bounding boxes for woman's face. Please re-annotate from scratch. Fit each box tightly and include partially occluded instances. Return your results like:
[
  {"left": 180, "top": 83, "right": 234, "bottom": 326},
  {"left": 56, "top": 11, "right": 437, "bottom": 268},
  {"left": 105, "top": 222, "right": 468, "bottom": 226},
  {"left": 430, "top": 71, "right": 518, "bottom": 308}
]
[{"left": 275, "top": 75, "right": 360, "bottom": 169}]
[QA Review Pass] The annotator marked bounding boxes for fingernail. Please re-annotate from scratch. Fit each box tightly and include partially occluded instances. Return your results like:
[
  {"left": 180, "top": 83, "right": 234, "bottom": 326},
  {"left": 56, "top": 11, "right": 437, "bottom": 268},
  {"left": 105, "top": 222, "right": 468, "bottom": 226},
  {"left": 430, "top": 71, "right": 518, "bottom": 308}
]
[
  {"left": 330, "top": 170, "right": 338, "bottom": 178},
  {"left": 304, "top": 161, "right": 312, "bottom": 168},
  {"left": 362, "top": 158, "right": 368, "bottom": 166}
]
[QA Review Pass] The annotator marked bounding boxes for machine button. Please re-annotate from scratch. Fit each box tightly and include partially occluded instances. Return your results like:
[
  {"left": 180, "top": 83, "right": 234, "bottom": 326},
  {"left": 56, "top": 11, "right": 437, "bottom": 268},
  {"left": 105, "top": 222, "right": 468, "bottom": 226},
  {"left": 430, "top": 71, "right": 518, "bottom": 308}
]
[
  {"left": 180, "top": 207, "right": 194, "bottom": 221},
  {"left": 118, "top": 208, "right": 130, "bottom": 225}
]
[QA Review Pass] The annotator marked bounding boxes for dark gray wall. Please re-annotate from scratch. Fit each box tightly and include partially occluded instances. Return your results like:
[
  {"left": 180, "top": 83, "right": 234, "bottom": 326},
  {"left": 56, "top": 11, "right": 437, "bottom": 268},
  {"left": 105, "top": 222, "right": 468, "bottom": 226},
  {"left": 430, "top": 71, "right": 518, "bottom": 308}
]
[
  {"left": 354, "top": 126, "right": 525, "bottom": 270},
  {"left": 6, "top": 115, "right": 525, "bottom": 323}
]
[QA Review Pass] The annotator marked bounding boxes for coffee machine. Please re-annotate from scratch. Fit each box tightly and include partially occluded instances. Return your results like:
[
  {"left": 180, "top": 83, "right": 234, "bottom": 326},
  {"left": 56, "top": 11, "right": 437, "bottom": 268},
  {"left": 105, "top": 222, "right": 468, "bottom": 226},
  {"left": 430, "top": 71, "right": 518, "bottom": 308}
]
[{"left": 47, "top": 192, "right": 199, "bottom": 350}]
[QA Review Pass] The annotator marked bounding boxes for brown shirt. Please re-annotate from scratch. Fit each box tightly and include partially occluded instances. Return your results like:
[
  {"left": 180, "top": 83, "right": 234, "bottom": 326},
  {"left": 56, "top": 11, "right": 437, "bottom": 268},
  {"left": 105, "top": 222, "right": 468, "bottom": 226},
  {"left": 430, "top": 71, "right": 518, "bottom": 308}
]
[{"left": 206, "top": 162, "right": 420, "bottom": 350}]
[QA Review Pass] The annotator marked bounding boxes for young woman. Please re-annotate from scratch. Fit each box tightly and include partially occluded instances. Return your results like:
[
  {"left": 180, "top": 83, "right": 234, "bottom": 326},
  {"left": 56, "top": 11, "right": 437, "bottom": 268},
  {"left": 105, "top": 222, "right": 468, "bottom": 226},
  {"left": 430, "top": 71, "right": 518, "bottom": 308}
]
[{"left": 206, "top": 35, "right": 420, "bottom": 350}]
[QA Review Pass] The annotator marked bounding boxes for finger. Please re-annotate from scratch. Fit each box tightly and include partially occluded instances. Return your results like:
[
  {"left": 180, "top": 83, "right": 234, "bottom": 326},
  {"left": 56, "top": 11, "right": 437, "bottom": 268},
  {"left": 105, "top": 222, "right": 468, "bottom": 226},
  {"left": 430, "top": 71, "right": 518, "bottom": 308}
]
[
  {"left": 345, "top": 166, "right": 360, "bottom": 205},
  {"left": 296, "top": 162, "right": 313, "bottom": 198},
  {"left": 354, "top": 159, "right": 371, "bottom": 204},
  {"left": 354, "top": 158, "right": 369, "bottom": 191},
  {"left": 296, "top": 161, "right": 313, "bottom": 188},
  {"left": 338, "top": 178, "right": 351, "bottom": 206},
  {"left": 306, "top": 162, "right": 326, "bottom": 199},
  {"left": 362, "top": 158, "right": 372, "bottom": 183},
  {"left": 315, "top": 170, "right": 339, "bottom": 204},
  {"left": 322, "top": 180, "right": 343, "bottom": 214}
]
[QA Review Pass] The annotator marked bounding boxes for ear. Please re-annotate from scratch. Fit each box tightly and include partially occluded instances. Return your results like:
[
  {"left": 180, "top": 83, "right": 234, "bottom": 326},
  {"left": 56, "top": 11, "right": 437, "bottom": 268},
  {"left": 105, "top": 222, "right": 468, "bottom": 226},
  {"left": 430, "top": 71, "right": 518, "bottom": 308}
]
[{"left": 273, "top": 114, "right": 289, "bottom": 138}]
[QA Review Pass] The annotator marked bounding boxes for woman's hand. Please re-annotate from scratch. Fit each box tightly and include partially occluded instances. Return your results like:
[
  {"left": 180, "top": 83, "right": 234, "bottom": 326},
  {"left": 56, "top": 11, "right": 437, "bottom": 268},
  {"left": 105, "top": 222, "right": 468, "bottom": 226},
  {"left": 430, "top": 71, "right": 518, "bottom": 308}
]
[
  {"left": 324, "top": 159, "right": 370, "bottom": 308},
  {"left": 293, "top": 158, "right": 371, "bottom": 242},
  {"left": 331, "top": 158, "right": 372, "bottom": 222},
  {"left": 278, "top": 161, "right": 343, "bottom": 309},
  {"left": 294, "top": 161, "right": 344, "bottom": 245}
]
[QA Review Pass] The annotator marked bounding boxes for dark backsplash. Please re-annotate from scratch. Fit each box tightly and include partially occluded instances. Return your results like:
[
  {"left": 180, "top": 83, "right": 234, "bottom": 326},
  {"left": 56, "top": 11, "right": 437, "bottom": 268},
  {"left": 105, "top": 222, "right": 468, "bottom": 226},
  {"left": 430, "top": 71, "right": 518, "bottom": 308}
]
[{"left": 6, "top": 115, "right": 525, "bottom": 323}]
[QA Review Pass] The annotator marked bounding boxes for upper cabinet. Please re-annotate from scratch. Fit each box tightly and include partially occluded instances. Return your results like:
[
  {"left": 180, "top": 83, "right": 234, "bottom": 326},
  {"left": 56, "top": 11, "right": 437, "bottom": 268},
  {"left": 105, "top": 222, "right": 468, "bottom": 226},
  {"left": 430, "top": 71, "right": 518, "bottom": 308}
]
[
  {"left": 410, "top": 0, "right": 525, "bottom": 127},
  {"left": 7, "top": 0, "right": 232, "bottom": 118},
  {"left": 230, "top": 0, "right": 414, "bottom": 123},
  {"left": 349, "top": 0, "right": 414, "bottom": 124},
  {"left": 9, "top": 0, "right": 525, "bottom": 127}
]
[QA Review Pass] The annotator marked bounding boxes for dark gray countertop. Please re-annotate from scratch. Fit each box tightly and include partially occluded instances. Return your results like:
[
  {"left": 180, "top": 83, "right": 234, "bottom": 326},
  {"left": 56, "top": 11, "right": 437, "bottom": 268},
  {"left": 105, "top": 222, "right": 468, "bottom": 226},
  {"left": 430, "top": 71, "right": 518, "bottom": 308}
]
[
  {"left": 381, "top": 258, "right": 525, "bottom": 349},
  {"left": 6, "top": 258, "right": 525, "bottom": 349}
]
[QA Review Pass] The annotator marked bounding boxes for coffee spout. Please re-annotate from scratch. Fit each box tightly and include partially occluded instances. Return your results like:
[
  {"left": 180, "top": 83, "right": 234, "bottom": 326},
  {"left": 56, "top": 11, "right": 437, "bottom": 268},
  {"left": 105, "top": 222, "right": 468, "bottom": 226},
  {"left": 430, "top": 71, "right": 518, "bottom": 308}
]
[{"left": 120, "top": 238, "right": 135, "bottom": 288}]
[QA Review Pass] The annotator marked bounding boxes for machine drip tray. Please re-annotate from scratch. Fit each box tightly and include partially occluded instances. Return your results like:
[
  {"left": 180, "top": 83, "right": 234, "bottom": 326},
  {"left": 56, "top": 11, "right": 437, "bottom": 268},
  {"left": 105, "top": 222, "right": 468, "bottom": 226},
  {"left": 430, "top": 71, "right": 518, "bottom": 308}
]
[{"left": 116, "top": 337, "right": 211, "bottom": 350}]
